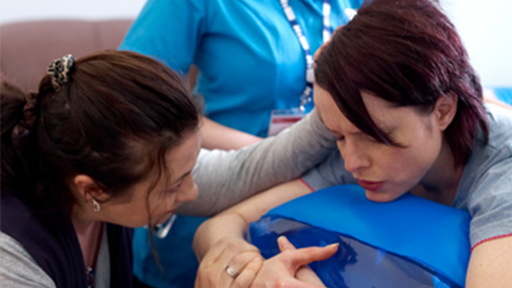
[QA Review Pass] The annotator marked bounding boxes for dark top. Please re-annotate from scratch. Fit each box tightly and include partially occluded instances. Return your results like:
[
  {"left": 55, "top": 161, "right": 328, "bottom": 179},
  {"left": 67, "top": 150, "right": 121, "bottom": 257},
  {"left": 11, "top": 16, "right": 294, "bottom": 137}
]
[{"left": 1, "top": 188, "right": 135, "bottom": 288}]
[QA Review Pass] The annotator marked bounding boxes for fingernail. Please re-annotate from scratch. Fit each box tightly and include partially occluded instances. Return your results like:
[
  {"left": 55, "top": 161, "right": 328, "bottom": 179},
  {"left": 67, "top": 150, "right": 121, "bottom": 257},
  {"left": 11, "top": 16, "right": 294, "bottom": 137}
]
[
  {"left": 277, "top": 236, "right": 285, "bottom": 250},
  {"left": 252, "top": 257, "right": 262, "bottom": 263},
  {"left": 326, "top": 243, "right": 339, "bottom": 249}
]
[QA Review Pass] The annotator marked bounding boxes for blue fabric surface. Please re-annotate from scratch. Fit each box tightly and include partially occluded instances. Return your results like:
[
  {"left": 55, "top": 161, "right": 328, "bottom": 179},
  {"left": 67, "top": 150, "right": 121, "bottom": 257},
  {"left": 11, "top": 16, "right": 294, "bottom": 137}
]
[{"left": 249, "top": 185, "right": 471, "bottom": 287}]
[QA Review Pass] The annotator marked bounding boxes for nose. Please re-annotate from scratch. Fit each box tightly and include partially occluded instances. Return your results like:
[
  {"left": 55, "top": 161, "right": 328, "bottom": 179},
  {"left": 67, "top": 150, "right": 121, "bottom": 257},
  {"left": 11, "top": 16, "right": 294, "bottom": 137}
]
[{"left": 338, "top": 140, "right": 369, "bottom": 174}]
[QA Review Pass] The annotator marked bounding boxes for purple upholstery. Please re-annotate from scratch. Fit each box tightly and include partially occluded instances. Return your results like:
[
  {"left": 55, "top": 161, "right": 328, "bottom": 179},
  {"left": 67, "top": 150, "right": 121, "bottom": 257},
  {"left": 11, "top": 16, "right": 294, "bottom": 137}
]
[{"left": 0, "top": 19, "right": 133, "bottom": 93}]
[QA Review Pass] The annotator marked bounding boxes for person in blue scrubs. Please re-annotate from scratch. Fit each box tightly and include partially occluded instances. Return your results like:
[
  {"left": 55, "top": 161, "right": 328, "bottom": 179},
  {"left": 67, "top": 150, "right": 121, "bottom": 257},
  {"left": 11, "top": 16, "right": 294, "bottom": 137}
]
[
  {"left": 121, "top": 0, "right": 362, "bottom": 146},
  {"left": 120, "top": 0, "right": 362, "bottom": 287}
]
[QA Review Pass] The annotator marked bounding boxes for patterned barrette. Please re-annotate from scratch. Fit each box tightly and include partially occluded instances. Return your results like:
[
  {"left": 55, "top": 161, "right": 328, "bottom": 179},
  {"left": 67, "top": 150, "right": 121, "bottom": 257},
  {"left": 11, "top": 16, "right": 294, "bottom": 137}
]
[{"left": 47, "top": 54, "right": 75, "bottom": 91}]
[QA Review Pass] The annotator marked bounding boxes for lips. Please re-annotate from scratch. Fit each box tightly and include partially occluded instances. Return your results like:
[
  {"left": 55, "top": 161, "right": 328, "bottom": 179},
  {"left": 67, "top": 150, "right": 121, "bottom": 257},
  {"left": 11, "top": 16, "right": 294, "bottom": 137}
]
[{"left": 357, "top": 180, "right": 384, "bottom": 192}]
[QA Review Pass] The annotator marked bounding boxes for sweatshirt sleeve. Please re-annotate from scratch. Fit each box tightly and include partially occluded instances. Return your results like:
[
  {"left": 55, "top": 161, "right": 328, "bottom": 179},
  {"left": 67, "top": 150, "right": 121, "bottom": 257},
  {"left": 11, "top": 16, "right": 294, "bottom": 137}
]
[
  {"left": 0, "top": 232, "right": 56, "bottom": 288},
  {"left": 177, "top": 109, "right": 336, "bottom": 216}
]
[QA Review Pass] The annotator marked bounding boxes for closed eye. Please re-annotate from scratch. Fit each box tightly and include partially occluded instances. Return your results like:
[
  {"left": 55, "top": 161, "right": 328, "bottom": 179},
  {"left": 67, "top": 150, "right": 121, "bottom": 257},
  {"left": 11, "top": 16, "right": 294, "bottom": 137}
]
[
  {"left": 364, "top": 134, "right": 379, "bottom": 143},
  {"left": 169, "top": 181, "right": 183, "bottom": 193},
  {"left": 327, "top": 129, "right": 345, "bottom": 141},
  {"left": 168, "top": 171, "right": 192, "bottom": 193},
  {"left": 335, "top": 135, "right": 345, "bottom": 142}
]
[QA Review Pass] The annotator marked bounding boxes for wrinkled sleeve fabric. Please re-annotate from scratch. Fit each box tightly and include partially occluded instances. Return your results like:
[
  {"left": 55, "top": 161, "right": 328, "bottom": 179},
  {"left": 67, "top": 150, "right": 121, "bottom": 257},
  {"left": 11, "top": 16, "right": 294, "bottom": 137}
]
[
  {"left": 300, "top": 150, "right": 356, "bottom": 191},
  {"left": 178, "top": 109, "right": 336, "bottom": 216},
  {"left": 466, "top": 155, "right": 512, "bottom": 248},
  {"left": 119, "top": 0, "right": 206, "bottom": 75},
  {"left": 453, "top": 104, "right": 512, "bottom": 248},
  {"left": 0, "top": 232, "right": 56, "bottom": 288}
]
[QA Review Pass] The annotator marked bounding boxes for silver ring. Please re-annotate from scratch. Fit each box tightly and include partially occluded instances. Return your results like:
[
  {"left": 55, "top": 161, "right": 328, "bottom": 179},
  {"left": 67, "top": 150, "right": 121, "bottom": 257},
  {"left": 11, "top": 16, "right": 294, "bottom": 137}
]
[{"left": 225, "top": 265, "right": 239, "bottom": 279}]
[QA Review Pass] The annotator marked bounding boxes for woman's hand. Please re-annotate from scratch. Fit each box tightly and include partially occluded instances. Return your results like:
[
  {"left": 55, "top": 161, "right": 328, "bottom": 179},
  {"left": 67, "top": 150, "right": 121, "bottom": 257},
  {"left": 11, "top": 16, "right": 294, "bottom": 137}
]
[
  {"left": 277, "top": 236, "right": 326, "bottom": 286},
  {"left": 195, "top": 237, "right": 264, "bottom": 288},
  {"left": 195, "top": 235, "right": 337, "bottom": 288},
  {"left": 193, "top": 179, "right": 317, "bottom": 287},
  {"left": 249, "top": 236, "right": 338, "bottom": 288}
]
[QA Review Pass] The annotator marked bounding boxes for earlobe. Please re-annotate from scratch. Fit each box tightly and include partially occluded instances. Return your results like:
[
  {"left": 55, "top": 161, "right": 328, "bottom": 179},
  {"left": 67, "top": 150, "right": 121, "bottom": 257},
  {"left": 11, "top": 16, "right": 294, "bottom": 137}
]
[
  {"left": 435, "top": 93, "right": 458, "bottom": 131},
  {"left": 73, "top": 175, "right": 102, "bottom": 202}
]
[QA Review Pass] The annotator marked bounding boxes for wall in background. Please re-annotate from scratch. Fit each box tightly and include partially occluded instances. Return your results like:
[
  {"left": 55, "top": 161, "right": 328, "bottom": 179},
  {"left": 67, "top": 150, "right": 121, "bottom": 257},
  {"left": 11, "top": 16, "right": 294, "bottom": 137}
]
[
  {"left": 1, "top": 0, "right": 510, "bottom": 87},
  {"left": 0, "top": 0, "right": 145, "bottom": 24},
  {"left": 443, "top": 0, "right": 512, "bottom": 87}
]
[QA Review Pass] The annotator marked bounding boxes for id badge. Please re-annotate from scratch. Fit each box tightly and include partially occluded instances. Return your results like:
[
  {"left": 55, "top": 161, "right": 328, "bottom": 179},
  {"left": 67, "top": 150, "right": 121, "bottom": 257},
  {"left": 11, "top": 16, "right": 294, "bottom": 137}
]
[{"left": 268, "top": 108, "right": 308, "bottom": 137}]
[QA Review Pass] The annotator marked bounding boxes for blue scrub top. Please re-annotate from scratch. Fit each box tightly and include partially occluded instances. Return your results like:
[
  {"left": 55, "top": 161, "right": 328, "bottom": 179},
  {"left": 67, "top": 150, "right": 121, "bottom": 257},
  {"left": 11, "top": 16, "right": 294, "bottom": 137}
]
[{"left": 120, "top": 0, "right": 363, "bottom": 136}]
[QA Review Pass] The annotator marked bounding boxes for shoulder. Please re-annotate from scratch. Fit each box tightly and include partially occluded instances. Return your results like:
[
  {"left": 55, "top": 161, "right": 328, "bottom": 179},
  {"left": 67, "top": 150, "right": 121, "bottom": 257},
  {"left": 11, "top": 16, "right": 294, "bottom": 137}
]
[
  {"left": 1, "top": 189, "right": 86, "bottom": 287},
  {"left": 0, "top": 232, "right": 56, "bottom": 287},
  {"left": 1, "top": 189, "right": 58, "bottom": 239},
  {"left": 485, "top": 103, "right": 512, "bottom": 150},
  {"left": 140, "top": 0, "right": 208, "bottom": 13},
  {"left": 454, "top": 104, "right": 512, "bottom": 247},
  {"left": 461, "top": 104, "right": 512, "bottom": 177},
  {"left": 465, "top": 104, "right": 512, "bottom": 182},
  {"left": 1, "top": 189, "right": 39, "bottom": 238}
]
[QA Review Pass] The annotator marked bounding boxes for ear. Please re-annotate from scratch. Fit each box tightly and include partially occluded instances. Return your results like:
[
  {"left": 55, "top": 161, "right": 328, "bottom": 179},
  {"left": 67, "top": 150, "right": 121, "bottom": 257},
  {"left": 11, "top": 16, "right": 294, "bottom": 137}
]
[
  {"left": 73, "top": 175, "right": 103, "bottom": 203},
  {"left": 433, "top": 92, "right": 458, "bottom": 131}
]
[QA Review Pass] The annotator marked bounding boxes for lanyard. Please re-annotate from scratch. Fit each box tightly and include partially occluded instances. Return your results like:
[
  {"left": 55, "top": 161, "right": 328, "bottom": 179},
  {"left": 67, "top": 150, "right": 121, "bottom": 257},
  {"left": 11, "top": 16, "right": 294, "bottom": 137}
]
[{"left": 279, "top": 0, "right": 332, "bottom": 110}]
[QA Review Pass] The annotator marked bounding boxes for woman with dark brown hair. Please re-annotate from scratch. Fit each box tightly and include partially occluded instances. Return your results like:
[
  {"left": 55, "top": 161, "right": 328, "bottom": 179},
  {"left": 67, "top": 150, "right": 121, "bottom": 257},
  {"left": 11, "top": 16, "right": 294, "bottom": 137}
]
[
  {"left": 0, "top": 50, "right": 339, "bottom": 287},
  {"left": 194, "top": 0, "right": 512, "bottom": 287}
]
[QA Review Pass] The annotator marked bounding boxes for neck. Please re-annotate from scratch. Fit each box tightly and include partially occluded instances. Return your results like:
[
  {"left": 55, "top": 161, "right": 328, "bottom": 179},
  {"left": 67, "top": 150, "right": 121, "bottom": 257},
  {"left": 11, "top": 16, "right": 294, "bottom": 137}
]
[
  {"left": 71, "top": 204, "right": 104, "bottom": 268},
  {"left": 411, "top": 140, "right": 463, "bottom": 205},
  {"left": 71, "top": 203, "right": 98, "bottom": 233}
]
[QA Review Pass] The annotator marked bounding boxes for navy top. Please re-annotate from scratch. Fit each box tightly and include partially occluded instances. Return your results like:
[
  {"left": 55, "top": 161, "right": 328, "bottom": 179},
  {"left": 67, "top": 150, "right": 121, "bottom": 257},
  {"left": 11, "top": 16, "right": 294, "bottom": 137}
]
[{"left": 0, "top": 189, "right": 135, "bottom": 288}]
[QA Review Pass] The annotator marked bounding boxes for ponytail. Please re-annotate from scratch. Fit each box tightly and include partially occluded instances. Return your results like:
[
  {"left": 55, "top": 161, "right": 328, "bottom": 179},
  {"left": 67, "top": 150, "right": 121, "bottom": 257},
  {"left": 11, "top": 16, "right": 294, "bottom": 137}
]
[{"left": 1, "top": 79, "right": 38, "bottom": 192}]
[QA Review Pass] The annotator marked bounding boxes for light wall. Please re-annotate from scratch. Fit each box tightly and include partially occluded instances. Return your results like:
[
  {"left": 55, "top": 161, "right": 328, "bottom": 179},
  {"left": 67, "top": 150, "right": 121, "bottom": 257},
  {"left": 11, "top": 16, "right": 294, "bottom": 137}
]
[
  {"left": 0, "top": 0, "right": 146, "bottom": 23},
  {"left": 1, "top": 0, "right": 510, "bottom": 87},
  {"left": 443, "top": 0, "right": 512, "bottom": 87}
]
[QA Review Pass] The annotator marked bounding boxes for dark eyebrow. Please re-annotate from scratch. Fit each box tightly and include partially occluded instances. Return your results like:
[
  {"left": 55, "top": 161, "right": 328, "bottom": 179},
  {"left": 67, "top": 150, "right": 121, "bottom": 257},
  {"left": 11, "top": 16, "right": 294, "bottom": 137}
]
[
  {"left": 327, "top": 128, "right": 341, "bottom": 136},
  {"left": 172, "top": 170, "right": 192, "bottom": 185},
  {"left": 328, "top": 125, "right": 395, "bottom": 138}
]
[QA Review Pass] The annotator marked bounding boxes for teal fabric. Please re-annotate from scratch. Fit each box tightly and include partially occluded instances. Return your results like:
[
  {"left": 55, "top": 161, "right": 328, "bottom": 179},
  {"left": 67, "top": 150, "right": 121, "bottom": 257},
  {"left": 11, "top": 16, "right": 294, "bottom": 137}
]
[
  {"left": 132, "top": 216, "right": 205, "bottom": 288},
  {"left": 120, "top": 0, "right": 363, "bottom": 137},
  {"left": 492, "top": 87, "right": 512, "bottom": 105},
  {"left": 250, "top": 185, "right": 471, "bottom": 287}
]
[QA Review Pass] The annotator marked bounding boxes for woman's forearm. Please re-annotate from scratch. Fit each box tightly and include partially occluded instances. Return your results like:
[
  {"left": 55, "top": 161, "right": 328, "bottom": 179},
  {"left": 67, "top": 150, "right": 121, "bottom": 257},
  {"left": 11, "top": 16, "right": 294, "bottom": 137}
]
[
  {"left": 193, "top": 179, "right": 312, "bottom": 260},
  {"left": 199, "top": 117, "right": 263, "bottom": 150},
  {"left": 466, "top": 236, "right": 512, "bottom": 287},
  {"left": 178, "top": 109, "right": 335, "bottom": 216},
  {"left": 193, "top": 180, "right": 332, "bottom": 288}
]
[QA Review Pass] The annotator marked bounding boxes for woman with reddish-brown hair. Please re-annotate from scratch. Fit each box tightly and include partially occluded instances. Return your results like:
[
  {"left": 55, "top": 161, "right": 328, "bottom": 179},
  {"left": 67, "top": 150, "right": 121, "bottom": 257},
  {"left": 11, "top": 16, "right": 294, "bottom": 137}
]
[{"left": 194, "top": 0, "right": 512, "bottom": 287}]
